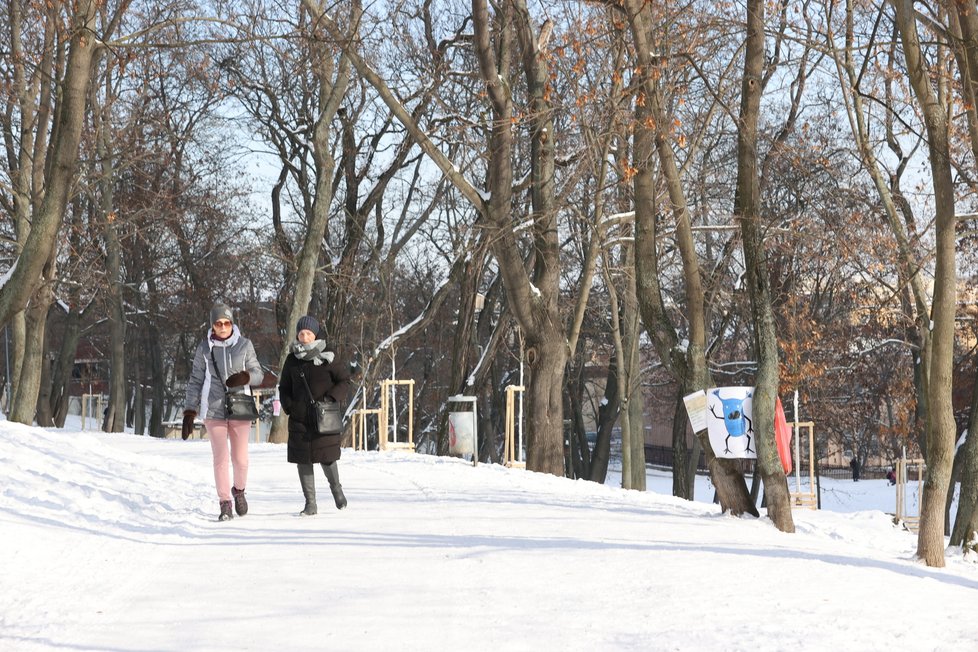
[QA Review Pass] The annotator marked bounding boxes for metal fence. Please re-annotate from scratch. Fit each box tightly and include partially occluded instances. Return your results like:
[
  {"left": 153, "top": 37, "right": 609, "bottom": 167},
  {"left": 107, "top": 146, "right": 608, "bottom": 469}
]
[{"left": 643, "top": 444, "right": 894, "bottom": 481}]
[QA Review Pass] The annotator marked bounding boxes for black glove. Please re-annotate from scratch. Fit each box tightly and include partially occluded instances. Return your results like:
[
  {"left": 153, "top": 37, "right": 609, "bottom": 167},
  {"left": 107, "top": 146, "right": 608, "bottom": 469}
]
[
  {"left": 181, "top": 410, "right": 197, "bottom": 440},
  {"left": 225, "top": 371, "right": 250, "bottom": 387}
]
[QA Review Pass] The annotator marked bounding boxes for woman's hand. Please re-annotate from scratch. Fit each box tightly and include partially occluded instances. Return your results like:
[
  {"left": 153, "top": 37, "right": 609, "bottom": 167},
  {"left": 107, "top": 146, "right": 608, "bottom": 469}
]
[{"left": 225, "top": 371, "right": 250, "bottom": 387}]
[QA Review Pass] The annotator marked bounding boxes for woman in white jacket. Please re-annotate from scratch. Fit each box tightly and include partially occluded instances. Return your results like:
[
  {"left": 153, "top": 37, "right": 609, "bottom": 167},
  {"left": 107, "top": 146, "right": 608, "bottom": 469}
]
[{"left": 183, "top": 303, "right": 264, "bottom": 521}]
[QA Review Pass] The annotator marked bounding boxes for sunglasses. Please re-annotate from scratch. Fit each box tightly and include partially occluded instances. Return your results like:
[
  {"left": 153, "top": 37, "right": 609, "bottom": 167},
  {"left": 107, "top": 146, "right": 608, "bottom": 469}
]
[{"left": 213, "top": 320, "right": 232, "bottom": 328}]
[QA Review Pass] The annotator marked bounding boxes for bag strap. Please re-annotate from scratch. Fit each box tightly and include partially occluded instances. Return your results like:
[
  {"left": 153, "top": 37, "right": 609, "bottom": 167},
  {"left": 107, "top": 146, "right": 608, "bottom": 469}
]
[
  {"left": 297, "top": 367, "right": 317, "bottom": 405},
  {"left": 208, "top": 345, "right": 227, "bottom": 383}
]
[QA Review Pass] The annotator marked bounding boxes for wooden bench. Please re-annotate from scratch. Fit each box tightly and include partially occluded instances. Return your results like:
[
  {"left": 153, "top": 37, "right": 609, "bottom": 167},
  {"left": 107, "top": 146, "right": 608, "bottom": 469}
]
[{"left": 162, "top": 420, "right": 207, "bottom": 440}]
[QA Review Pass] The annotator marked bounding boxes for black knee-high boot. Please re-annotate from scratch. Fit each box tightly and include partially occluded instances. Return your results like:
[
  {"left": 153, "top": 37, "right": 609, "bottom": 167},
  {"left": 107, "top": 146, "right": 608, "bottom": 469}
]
[
  {"left": 298, "top": 464, "right": 317, "bottom": 516},
  {"left": 322, "top": 462, "right": 347, "bottom": 509}
]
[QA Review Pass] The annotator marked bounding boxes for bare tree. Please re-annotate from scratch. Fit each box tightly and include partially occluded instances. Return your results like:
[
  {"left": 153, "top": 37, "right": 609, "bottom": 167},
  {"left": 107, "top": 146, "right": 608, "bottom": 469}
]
[
  {"left": 612, "top": 0, "right": 759, "bottom": 514},
  {"left": 0, "top": 0, "right": 121, "bottom": 338},
  {"left": 891, "top": 0, "right": 958, "bottom": 567},
  {"left": 315, "top": 1, "right": 583, "bottom": 475}
]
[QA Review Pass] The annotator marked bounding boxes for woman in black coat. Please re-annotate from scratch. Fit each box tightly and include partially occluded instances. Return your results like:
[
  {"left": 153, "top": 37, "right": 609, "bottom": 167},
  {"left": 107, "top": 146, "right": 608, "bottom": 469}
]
[{"left": 278, "top": 315, "right": 352, "bottom": 516}]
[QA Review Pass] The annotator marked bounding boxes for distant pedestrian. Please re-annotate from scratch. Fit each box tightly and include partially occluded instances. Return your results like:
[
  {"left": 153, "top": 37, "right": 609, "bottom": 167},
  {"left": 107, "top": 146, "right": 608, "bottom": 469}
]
[
  {"left": 886, "top": 467, "right": 896, "bottom": 485},
  {"left": 182, "top": 303, "right": 263, "bottom": 522},
  {"left": 278, "top": 316, "right": 352, "bottom": 516},
  {"left": 850, "top": 458, "right": 861, "bottom": 482}
]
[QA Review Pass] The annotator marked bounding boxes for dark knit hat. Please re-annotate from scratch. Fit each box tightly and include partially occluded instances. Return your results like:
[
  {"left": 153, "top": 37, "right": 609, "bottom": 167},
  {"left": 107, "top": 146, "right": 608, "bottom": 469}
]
[
  {"left": 296, "top": 315, "right": 319, "bottom": 336},
  {"left": 210, "top": 303, "right": 234, "bottom": 325}
]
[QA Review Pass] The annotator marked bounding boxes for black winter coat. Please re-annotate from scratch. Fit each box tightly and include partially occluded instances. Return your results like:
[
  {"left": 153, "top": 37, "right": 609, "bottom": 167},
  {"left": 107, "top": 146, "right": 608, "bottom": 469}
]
[{"left": 279, "top": 352, "right": 351, "bottom": 464}]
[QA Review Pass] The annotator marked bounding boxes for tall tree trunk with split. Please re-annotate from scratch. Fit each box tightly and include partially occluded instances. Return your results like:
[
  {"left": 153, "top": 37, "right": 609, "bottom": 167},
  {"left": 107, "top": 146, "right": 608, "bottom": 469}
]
[
  {"left": 735, "top": 0, "right": 794, "bottom": 533},
  {"left": 622, "top": 0, "right": 757, "bottom": 514}
]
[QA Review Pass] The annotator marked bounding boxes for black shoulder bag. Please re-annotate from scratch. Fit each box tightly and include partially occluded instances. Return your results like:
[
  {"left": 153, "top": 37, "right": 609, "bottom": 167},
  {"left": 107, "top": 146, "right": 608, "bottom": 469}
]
[
  {"left": 298, "top": 367, "right": 343, "bottom": 435},
  {"left": 210, "top": 347, "right": 259, "bottom": 421}
]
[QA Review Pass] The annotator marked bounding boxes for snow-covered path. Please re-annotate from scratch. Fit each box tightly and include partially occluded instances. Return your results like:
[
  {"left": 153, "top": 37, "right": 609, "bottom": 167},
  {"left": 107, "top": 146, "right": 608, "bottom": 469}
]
[{"left": 2, "top": 426, "right": 976, "bottom": 651}]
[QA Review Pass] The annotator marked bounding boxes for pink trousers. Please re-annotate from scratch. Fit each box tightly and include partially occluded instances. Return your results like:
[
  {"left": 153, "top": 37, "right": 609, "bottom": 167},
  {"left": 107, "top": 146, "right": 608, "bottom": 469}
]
[{"left": 205, "top": 419, "right": 252, "bottom": 501}]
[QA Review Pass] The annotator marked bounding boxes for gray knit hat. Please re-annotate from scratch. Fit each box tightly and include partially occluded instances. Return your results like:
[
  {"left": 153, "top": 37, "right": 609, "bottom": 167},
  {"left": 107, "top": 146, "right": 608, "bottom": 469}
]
[
  {"left": 210, "top": 303, "right": 234, "bottom": 325},
  {"left": 296, "top": 315, "right": 319, "bottom": 336}
]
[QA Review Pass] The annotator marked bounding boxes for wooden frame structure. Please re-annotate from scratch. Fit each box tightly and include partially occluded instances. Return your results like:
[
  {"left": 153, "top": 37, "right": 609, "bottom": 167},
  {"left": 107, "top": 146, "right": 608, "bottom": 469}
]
[
  {"left": 504, "top": 384, "right": 525, "bottom": 468},
  {"left": 80, "top": 393, "right": 105, "bottom": 431},
  {"left": 895, "top": 456, "right": 925, "bottom": 532},
  {"left": 789, "top": 421, "right": 817, "bottom": 509},
  {"left": 353, "top": 378, "right": 415, "bottom": 452},
  {"left": 353, "top": 400, "right": 380, "bottom": 451},
  {"left": 381, "top": 378, "right": 416, "bottom": 452}
]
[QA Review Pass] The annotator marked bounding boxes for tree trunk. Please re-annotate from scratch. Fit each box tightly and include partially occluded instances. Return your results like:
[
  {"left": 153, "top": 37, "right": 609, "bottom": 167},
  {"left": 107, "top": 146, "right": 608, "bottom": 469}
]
[
  {"left": 833, "top": 0, "right": 932, "bottom": 459},
  {"left": 0, "top": 0, "right": 99, "bottom": 329},
  {"left": 605, "top": 254, "right": 633, "bottom": 488},
  {"left": 893, "top": 0, "right": 957, "bottom": 567},
  {"left": 441, "top": 240, "right": 489, "bottom": 455},
  {"left": 147, "top": 321, "right": 166, "bottom": 438},
  {"left": 34, "top": 308, "right": 55, "bottom": 427},
  {"left": 132, "top": 350, "right": 144, "bottom": 436},
  {"left": 7, "top": 314, "right": 25, "bottom": 415},
  {"left": 947, "top": 0, "right": 978, "bottom": 554},
  {"left": 50, "top": 306, "right": 83, "bottom": 427},
  {"left": 523, "top": 333, "right": 568, "bottom": 475},
  {"left": 672, "top": 391, "right": 693, "bottom": 499},
  {"left": 621, "top": 0, "right": 756, "bottom": 514},
  {"left": 589, "top": 356, "right": 619, "bottom": 484},
  {"left": 10, "top": 258, "right": 56, "bottom": 425},
  {"left": 265, "top": 0, "right": 357, "bottom": 444},
  {"left": 96, "top": 78, "right": 126, "bottom": 434},
  {"left": 603, "top": 238, "right": 646, "bottom": 490},
  {"left": 952, "top": 369, "right": 978, "bottom": 547},
  {"left": 567, "top": 360, "right": 591, "bottom": 480},
  {"left": 102, "top": 216, "right": 126, "bottom": 433},
  {"left": 622, "top": 240, "right": 646, "bottom": 490},
  {"left": 736, "top": 0, "right": 794, "bottom": 532}
]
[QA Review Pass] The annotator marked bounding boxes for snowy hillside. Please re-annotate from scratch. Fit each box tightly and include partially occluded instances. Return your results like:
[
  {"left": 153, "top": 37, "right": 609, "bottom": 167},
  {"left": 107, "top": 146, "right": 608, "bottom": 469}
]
[{"left": 1, "top": 421, "right": 976, "bottom": 651}]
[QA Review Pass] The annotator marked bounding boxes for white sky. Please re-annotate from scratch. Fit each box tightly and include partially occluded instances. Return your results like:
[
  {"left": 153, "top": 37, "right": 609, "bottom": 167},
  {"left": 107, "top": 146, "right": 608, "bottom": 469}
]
[{"left": 2, "top": 417, "right": 976, "bottom": 651}]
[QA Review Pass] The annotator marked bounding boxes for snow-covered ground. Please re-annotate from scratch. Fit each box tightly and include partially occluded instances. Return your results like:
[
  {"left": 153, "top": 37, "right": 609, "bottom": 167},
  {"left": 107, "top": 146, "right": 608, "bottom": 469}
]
[{"left": 2, "top": 418, "right": 976, "bottom": 651}]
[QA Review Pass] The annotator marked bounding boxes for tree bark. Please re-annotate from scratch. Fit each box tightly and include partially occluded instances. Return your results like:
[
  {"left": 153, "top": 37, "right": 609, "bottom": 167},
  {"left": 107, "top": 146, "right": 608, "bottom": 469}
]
[
  {"left": 0, "top": 0, "right": 99, "bottom": 329},
  {"left": 589, "top": 355, "right": 619, "bottom": 484},
  {"left": 736, "top": 0, "right": 794, "bottom": 532},
  {"left": 621, "top": 0, "right": 757, "bottom": 514},
  {"left": 893, "top": 0, "right": 957, "bottom": 567},
  {"left": 9, "top": 256, "right": 56, "bottom": 425},
  {"left": 950, "top": 349, "right": 978, "bottom": 548},
  {"left": 671, "top": 391, "right": 693, "bottom": 499},
  {"left": 34, "top": 313, "right": 55, "bottom": 427},
  {"left": 265, "top": 0, "right": 357, "bottom": 444},
  {"left": 95, "top": 71, "right": 126, "bottom": 434},
  {"left": 946, "top": 0, "right": 978, "bottom": 552}
]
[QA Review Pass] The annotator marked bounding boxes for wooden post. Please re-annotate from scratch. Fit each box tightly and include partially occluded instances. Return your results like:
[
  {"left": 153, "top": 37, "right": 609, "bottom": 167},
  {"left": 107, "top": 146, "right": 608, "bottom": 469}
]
[
  {"left": 504, "top": 384, "right": 525, "bottom": 468},
  {"left": 379, "top": 378, "right": 415, "bottom": 452},
  {"left": 895, "top": 455, "right": 925, "bottom": 532},
  {"left": 789, "top": 421, "right": 817, "bottom": 509}
]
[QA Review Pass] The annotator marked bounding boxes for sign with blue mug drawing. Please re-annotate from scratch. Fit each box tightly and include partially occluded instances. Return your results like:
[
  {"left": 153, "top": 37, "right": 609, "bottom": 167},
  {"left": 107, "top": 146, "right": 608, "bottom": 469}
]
[{"left": 706, "top": 387, "right": 756, "bottom": 459}]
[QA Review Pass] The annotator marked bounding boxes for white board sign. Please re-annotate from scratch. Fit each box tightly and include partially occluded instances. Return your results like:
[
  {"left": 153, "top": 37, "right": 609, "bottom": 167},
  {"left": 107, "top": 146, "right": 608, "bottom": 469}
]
[
  {"left": 706, "top": 387, "right": 756, "bottom": 459},
  {"left": 682, "top": 390, "right": 708, "bottom": 433}
]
